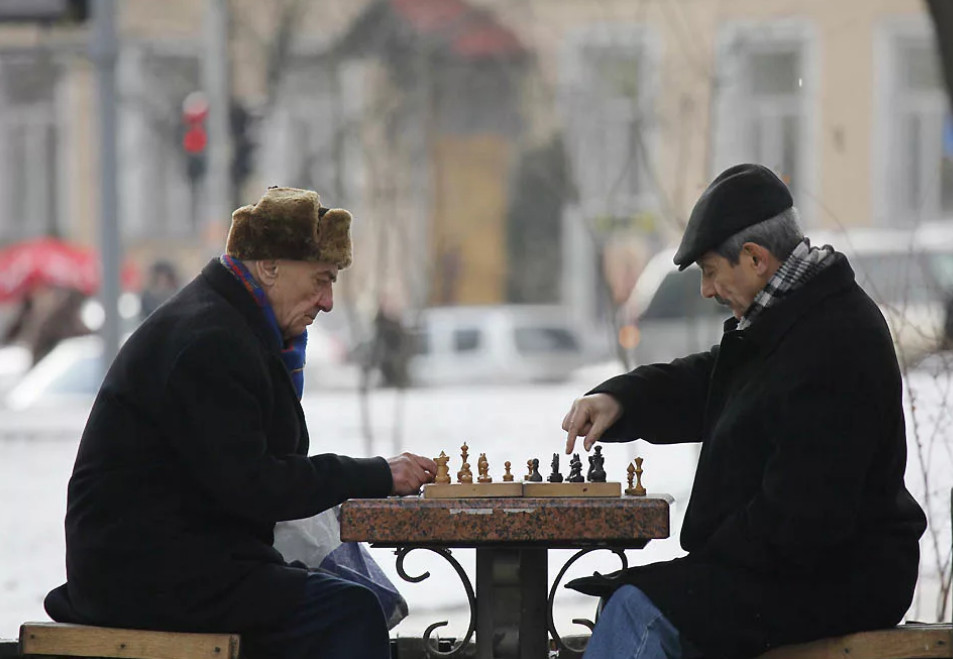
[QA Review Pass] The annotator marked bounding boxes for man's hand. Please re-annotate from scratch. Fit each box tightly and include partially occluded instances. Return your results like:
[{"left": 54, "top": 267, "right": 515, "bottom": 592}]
[
  {"left": 562, "top": 393, "right": 622, "bottom": 454},
  {"left": 387, "top": 452, "right": 437, "bottom": 495}
]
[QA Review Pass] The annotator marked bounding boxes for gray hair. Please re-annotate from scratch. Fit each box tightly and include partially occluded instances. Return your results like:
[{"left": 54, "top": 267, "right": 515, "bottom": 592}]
[{"left": 713, "top": 206, "right": 804, "bottom": 264}]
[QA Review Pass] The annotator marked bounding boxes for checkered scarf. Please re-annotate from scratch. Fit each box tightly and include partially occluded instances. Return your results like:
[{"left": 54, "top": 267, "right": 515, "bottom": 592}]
[
  {"left": 219, "top": 254, "right": 308, "bottom": 398},
  {"left": 736, "top": 238, "right": 833, "bottom": 331}
]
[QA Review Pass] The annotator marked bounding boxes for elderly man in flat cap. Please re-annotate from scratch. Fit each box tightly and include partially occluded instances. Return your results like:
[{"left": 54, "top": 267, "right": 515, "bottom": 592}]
[
  {"left": 44, "top": 187, "right": 435, "bottom": 659},
  {"left": 562, "top": 165, "right": 926, "bottom": 659}
]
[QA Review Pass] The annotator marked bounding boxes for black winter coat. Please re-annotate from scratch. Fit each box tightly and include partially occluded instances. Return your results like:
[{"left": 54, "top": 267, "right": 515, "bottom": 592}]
[
  {"left": 45, "top": 260, "right": 392, "bottom": 633},
  {"left": 569, "top": 254, "right": 926, "bottom": 657}
]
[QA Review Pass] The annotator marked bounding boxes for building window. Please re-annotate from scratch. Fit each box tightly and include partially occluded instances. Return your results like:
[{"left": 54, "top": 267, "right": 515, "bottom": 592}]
[
  {"left": 261, "top": 57, "right": 365, "bottom": 210},
  {"left": 714, "top": 24, "right": 813, "bottom": 208},
  {"left": 562, "top": 27, "right": 656, "bottom": 221},
  {"left": 885, "top": 35, "right": 952, "bottom": 223},
  {"left": 120, "top": 46, "right": 201, "bottom": 238},
  {"left": 0, "top": 53, "right": 60, "bottom": 241}
]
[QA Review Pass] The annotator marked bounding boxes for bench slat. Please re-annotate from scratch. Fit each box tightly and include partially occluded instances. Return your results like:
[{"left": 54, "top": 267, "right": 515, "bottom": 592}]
[
  {"left": 19, "top": 623, "right": 240, "bottom": 659},
  {"left": 758, "top": 624, "right": 953, "bottom": 659}
]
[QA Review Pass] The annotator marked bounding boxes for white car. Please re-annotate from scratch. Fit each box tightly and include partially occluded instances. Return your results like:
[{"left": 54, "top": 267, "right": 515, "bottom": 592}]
[
  {"left": 620, "top": 225, "right": 953, "bottom": 367},
  {"left": 406, "top": 305, "right": 589, "bottom": 386},
  {"left": 1, "top": 324, "right": 354, "bottom": 413}
]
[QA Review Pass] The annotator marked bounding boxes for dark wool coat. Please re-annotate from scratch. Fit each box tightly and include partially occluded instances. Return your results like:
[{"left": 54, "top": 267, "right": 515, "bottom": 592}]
[
  {"left": 569, "top": 254, "right": 926, "bottom": 658},
  {"left": 44, "top": 260, "right": 392, "bottom": 633}
]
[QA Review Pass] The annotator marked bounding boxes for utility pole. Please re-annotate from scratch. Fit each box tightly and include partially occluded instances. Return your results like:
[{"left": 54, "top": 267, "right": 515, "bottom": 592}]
[
  {"left": 90, "top": 0, "right": 121, "bottom": 367},
  {"left": 203, "top": 0, "right": 232, "bottom": 234}
]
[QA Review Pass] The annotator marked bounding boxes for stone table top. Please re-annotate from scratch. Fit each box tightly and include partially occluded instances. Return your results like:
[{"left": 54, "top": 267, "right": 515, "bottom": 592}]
[{"left": 340, "top": 494, "right": 671, "bottom": 548}]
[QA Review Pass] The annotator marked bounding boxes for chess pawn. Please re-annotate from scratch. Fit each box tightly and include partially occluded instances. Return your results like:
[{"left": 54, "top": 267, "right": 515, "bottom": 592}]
[
  {"left": 477, "top": 453, "right": 492, "bottom": 483},
  {"left": 524, "top": 459, "right": 534, "bottom": 481},
  {"left": 502, "top": 461, "right": 514, "bottom": 482},
  {"left": 460, "top": 461, "right": 473, "bottom": 484},
  {"left": 435, "top": 451, "right": 451, "bottom": 484},
  {"left": 528, "top": 458, "right": 543, "bottom": 482}
]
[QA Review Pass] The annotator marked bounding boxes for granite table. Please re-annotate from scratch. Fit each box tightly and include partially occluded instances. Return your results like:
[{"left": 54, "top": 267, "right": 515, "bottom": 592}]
[{"left": 340, "top": 495, "right": 671, "bottom": 659}]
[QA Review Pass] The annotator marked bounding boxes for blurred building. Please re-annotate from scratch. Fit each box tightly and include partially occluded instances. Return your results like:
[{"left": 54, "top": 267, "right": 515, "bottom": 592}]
[{"left": 0, "top": 0, "right": 947, "bottom": 326}]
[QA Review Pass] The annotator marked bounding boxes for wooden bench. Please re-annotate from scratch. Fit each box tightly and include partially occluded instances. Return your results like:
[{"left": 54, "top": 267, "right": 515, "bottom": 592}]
[
  {"left": 17, "top": 623, "right": 239, "bottom": 659},
  {"left": 757, "top": 623, "right": 952, "bottom": 659}
]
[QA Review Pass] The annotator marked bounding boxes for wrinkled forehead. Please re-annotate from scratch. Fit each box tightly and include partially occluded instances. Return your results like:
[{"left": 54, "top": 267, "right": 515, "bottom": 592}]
[{"left": 280, "top": 259, "right": 339, "bottom": 281}]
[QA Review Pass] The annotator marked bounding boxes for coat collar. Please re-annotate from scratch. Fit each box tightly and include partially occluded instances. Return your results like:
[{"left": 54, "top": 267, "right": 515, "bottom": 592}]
[
  {"left": 721, "top": 252, "right": 856, "bottom": 357},
  {"left": 199, "top": 258, "right": 282, "bottom": 354}
]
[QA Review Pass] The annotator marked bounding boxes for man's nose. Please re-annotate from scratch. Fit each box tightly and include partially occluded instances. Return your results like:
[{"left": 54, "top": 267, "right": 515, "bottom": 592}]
[
  {"left": 316, "top": 289, "right": 333, "bottom": 313},
  {"left": 700, "top": 278, "right": 714, "bottom": 299}
]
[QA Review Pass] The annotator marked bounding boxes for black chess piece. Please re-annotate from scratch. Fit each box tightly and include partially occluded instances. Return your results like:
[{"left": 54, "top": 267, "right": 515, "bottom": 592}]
[
  {"left": 547, "top": 453, "right": 563, "bottom": 483},
  {"left": 568, "top": 453, "right": 584, "bottom": 482},
  {"left": 589, "top": 446, "right": 607, "bottom": 483},
  {"left": 528, "top": 458, "right": 543, "bottom": 482}
]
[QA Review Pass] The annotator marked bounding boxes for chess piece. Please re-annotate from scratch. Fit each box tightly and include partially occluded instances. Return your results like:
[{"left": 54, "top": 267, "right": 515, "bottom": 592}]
[
  {"left": 502, "top": 461, "right": 514, "bottom": 482},
  {"left": 457, "top": 442, "right": 470, "bottom": 483},
  {"left": 626, "top": 462, "right": 635, "bottom": 490},
  {"left": 460, "top": 461, "right": 473, "bottom": 484},
  {"left": 568, "top": 453, "right": 584, "bottom": 482},
  {"left": 528, "top": 458, "right": 543, "bottom": 482},
  {"left": 588, "top": 446, "right": 607, "bottom": 482},
  {"left": 632, "top": 457, "right": 646, "bottom": 496},
  {"left": 524, "top": 458, "right": 534, "bottom": 480},
  {"left": 435, "top": 451, "right": 451, "bottom": 484},
  {"left": 547, "top": 452, "right": 563, "bottom": 483},
  {"left": 477, "top": 453, "right": 492, "bottom": 483}
]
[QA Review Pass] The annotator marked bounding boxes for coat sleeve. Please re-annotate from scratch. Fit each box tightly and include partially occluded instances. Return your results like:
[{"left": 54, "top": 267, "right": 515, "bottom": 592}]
[
  {"left": 701, "top": 324, "right": 903, "bottom": 572},
  {"left": 587, "top": 349, "right": 717, "bottom": 444},
  {"left": 160, "top": 331, "right": 392, "bottom": 524}
]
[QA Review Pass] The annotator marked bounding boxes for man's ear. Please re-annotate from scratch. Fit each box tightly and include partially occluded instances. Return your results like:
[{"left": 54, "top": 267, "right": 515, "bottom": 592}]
[
  {"left": 741, "top": 243, "right": 771, "bottom": 275},
  {"left": 252, "top": 260, "right": 280, "bottom": 287}
]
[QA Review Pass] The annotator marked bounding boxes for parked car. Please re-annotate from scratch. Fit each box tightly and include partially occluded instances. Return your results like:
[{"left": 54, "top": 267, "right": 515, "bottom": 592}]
[
  {"left": 620, "top": 225, "right": 953, "bottom": 367},
  {"left": 1, "top": 324, "right": 355, "bottom": 412},
  {"left": 405, "top": 305, "right": 588, "bottom": 386}
]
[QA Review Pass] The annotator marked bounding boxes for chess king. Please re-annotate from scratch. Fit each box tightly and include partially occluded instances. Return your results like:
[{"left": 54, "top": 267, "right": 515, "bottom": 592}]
[{"left": 561, "top": 164, "right": 926, "bottom": 658}]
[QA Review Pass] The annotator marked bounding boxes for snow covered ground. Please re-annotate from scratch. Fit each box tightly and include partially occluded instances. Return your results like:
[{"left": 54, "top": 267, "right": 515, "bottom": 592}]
[{"left": 1, "top": 368, "right": 950, "bottom": 639}]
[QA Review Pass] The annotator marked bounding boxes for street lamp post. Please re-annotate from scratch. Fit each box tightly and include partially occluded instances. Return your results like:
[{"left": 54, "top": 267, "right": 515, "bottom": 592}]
[{"left": 90, "top": 0, "right": 121, "bottom": 368}]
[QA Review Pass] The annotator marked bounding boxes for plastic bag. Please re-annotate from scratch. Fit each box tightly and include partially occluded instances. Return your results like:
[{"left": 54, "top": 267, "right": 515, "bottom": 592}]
[{"left": 274, "top": 506, "right": 408, "bottom": 629}]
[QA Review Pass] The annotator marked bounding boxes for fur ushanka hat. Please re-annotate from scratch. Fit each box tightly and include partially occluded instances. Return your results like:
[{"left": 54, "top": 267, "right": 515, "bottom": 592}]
[{"left": 226, "top": 186, "right": 353, "bottom": 269}]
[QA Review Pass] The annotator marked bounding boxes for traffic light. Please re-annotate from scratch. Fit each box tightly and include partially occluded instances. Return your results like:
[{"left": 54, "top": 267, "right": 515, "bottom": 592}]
[{"left": 181, "top": 91, "right": 208, "bottom": 182}]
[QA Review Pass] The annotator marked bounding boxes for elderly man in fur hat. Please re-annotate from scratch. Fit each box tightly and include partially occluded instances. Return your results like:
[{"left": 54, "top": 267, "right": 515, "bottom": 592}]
[
  {"left": 562, "top": 165, "right": 926, "bottom": 659},
  {"left": 44, "top": 187, "right": 435, "bottom": 658}
]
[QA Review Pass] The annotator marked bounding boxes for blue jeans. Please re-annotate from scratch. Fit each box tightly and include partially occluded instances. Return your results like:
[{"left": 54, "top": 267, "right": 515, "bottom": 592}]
[
  {"left": 241, "top": 571, "right": 390, "bottom": 659},
  {"left": 583, "top": 585, "right": 684, "bottom": 659}
]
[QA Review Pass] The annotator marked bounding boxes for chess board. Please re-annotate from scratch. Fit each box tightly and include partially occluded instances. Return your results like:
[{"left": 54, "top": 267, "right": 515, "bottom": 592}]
[
  {"left": 422, "top": 481, "right": 622, "bottom": 498},
  {"left": 427, "top": 442, "right": 646, "bottom": 499}
]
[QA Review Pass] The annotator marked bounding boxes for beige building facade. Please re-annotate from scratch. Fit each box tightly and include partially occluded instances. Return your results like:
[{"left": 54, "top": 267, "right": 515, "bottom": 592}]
[{"left": 0, "top": 0, "right": 945, "bottom": 323}]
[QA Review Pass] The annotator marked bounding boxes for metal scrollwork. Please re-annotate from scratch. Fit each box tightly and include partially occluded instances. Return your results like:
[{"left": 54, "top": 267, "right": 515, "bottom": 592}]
[
  {"left": 394, "top": 547, "right": 477, "bottom": 657},
  {"left": 547, "top": 548, "right": 629, "bottom": 653}
]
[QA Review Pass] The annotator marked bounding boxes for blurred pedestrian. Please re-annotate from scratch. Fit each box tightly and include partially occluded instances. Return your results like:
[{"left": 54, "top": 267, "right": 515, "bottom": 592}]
[
  {"left": 373, "top": 303, "right": 410, "bottom": 387},
  {"left": 139, "top": 259, "right": 180, "bottom": 320},
  {"left": 1, "top": 285, "right": 89, "bottom": 364}
]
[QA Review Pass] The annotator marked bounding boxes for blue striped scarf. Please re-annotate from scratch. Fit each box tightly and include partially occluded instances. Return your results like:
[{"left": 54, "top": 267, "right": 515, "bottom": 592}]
[{"left": 219, "top": 255, "right": 307, "bottom": 398}]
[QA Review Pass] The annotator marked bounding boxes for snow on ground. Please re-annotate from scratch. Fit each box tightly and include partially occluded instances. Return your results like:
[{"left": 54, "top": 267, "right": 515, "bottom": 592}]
[{"left": 1, "top": 369, "right": 950, "bottom": 639}]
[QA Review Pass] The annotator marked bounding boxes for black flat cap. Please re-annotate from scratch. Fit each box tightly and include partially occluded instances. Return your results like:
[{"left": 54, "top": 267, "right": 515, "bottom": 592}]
[{"left": 673, "top": 164, "right": 793, "bottom": 270}]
